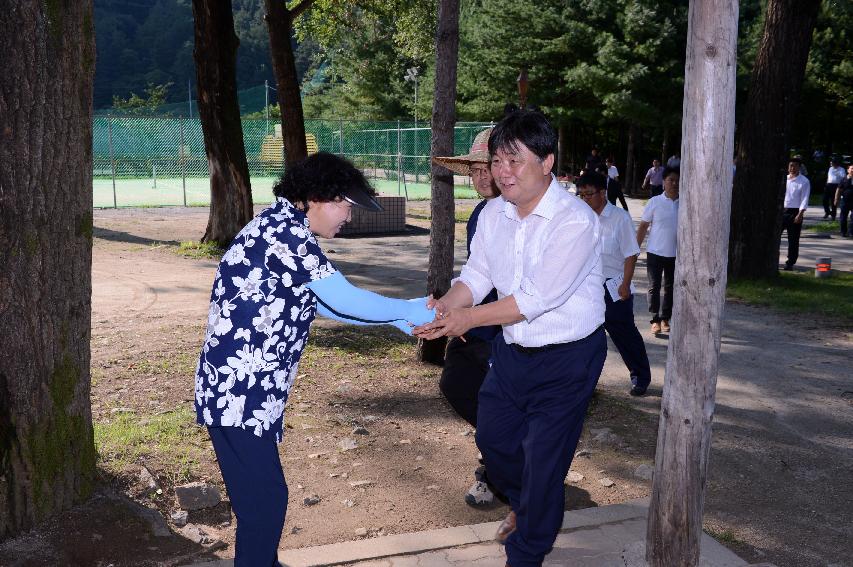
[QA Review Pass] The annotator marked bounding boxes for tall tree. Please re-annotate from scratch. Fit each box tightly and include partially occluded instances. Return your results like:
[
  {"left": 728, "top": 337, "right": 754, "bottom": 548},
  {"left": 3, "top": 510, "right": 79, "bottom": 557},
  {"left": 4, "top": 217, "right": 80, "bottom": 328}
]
[
  {"left": 264, "top": 0, "right": 314, "bottom": 166},
  {"left": 418, "top": 0, "right": 460, "bottom": 364},
  {"left": 645, "top": 1, "right": 738, "bottom": 564},
  {"left": 192, "top": 0, "right": 254, "bottom": 247},
  {"left": 0, "top": 1, "right": 97, "bottom": 537},
  {"left": 728, "top": 0, "right": 821, "bottom": 278}
]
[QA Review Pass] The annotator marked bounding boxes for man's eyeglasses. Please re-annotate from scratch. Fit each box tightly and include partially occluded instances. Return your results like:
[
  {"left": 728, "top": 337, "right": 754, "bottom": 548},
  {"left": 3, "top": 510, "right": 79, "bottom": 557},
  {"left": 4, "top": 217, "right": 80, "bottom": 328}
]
[{"left": 577, "top": 190, "right": 601, "bottom": 199}]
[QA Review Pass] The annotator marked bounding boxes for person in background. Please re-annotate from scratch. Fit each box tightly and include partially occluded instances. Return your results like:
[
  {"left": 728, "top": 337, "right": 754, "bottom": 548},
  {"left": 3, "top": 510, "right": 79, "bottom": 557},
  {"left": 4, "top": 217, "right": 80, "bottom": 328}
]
[
  {"left": 834, "top": 164, "right": 853, "bottom": 238},
  {"left": 194, "top": 153, "right": 434, "bottom": 567},
  {"left": 781, "top": 158, "right": 811, "bottom": 271},
  {"left": 585, "top": 146, "right": 603, "bottom": 172},
  {"left": 596, "top": 164, "right": 629, "bottom": 212},
  {"left": 432, "top": 128, "right": 505, "bottom": 508},
  {"left": 642, "top": 158, "right": 665, "bottom": 197},
  {"left": 637, "top": 166, "right": 679, "bottom": 335},
  {"left": 666, "top": 153, "right": 681, "bottom": 168},
  {"left": 824, "top": 158, "right": 845, "bottom": 220},
  {"left": 576, "top": 172, "right": 651, "bottom": 396},
  {"left": 606, "top": 157, "right": 619, "bottom": 180}
]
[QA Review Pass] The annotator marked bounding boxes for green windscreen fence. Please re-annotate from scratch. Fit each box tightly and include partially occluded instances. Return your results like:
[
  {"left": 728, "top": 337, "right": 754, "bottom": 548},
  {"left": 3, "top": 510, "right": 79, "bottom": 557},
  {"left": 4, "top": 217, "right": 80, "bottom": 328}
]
[{"left": 92, "top": 117, "right": 493, "bottom": 208}]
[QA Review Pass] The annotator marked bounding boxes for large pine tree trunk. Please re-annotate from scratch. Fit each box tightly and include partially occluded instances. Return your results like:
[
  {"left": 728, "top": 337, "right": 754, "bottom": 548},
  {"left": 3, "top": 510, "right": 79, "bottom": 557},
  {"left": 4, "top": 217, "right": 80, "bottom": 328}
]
[
  {"left": 192, "top": 0, "right": 254, "bottom": 248},
  {"left": 418, "top": 0, "right": 460, "bottom": 364},
  {"left": 728, "top": 0, "right": 821, "bottom": 278},
  {"left": 0, "top": 1, "right": 97, "bottom": 538},
  {"left": 264, "top": 0, "right": 313, "bottom": 167},
  {"left": 625, "top": 123, "right": 637, "bottom": 195},
  {"left": 646, "top": 2, "right": 738, "bottom": 564}
]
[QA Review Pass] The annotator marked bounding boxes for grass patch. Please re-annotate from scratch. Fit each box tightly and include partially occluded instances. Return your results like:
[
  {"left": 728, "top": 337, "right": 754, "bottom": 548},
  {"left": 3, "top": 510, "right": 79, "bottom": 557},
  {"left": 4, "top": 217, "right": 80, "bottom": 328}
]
[
  {"left": 727, "top": 271, "right": 853, "bottom": 322},
  {"left": 94, "top": 406, "right": 207, "bottom": 482},
  {"left": 805, "top": 220, "right": 839, "bottom": 233},
  {"left": 175, "top": 240, "right": 224, "bottom": 259},
  {"left": 706, "top": 528, "right": 741, "bottom": 546},
  {"left": 407, "top": 211, "right": 472, "bottom": 223}
]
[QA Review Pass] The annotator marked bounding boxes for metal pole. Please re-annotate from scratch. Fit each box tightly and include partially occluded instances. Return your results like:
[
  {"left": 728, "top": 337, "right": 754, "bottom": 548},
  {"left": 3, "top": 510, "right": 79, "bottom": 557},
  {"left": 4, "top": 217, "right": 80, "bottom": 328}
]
[
  {"left": 397, "top": 119, "right": 402, "bottom": 196},
  {"left": 265, "top": 80, "right": 270, "bottom": 135},
  {"left": 414, "top": 79, "right": 419, "bottom": 184},
  {"left": 152, "top": 161, "right": 157, "bottom": 189},
  {"left": 108, "top": 116, "right": 117, "bottom": 208},
  {"left": 338, "top": 119, "right": 344, "bottom": 156},
  {"left": 180, "top": 116, "right": 187, "bottom": 206},
  {"left": 188, "top": 79, "right": 192, "bottom": 119}
]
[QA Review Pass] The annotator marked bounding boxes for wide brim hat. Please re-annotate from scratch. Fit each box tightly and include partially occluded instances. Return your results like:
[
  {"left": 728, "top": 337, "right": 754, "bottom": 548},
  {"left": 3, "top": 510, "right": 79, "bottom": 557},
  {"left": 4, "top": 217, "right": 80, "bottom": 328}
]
[{"left": 432, "top": 128, "right": 493, "bottom": 177}]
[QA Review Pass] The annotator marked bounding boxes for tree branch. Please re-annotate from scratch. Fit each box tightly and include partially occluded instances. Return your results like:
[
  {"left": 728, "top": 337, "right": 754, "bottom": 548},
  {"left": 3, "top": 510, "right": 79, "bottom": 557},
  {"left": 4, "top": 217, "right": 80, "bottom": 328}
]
[{"left": 288, "top": 0, "right": 315, "bottom": 21}]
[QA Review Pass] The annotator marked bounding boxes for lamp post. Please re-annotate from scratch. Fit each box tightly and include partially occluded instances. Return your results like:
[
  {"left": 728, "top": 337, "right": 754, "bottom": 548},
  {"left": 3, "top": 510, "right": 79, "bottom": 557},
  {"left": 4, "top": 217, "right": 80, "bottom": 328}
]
[
  {"left": 517, "top": 67, "right": 529, "bottom": 109},
  {"left": 404, "top": 66, "right": 419, "bottom": 125}
]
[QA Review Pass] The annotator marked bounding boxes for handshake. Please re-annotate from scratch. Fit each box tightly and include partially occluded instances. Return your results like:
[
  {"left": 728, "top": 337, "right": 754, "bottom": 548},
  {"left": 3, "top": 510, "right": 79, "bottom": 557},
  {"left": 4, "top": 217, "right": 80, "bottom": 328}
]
[{"left": 397, "top": 296, "right": 472, "bottom": 341}]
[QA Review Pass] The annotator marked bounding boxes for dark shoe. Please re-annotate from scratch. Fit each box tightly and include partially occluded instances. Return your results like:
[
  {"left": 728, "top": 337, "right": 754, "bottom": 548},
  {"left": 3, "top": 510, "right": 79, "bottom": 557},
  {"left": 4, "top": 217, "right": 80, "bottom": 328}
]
[
  {"left": 782, "top": 264, "right": 794, "bottom": 271},
  {"left": 495, "top": 511, "right": 516, "bottom": 544},
  {"left": 630, "top": 385, "right": 648, "bottom": 397}
]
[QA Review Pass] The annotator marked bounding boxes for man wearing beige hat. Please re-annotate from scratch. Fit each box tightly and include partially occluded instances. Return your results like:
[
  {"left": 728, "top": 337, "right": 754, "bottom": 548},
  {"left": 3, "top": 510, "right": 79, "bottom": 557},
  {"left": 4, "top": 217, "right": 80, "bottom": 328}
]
[{"left": 433, "top": 128, "right": 505, "bottom": 508}]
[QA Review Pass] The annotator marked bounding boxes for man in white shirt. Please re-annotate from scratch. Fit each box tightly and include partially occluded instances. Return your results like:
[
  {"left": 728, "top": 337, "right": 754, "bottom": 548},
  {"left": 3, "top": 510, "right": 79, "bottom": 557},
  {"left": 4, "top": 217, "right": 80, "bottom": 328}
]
[
  {"left": 414, "top": 110, "right": 606, "bottom": 567},
  {"left": 637, "top": 166, "right": 679, "bottom": 335},
  {"left": 606, "top": 157, "right": 619, "bottom": 180},
  {"left": 577, "top": 172, "right": 651, "bottom": 396},
  {"left": 782, "top": 158, "right": 811, "bottom": 271},
  {"left": 824, "top": 158, "right": 845, "bottom": 220}
]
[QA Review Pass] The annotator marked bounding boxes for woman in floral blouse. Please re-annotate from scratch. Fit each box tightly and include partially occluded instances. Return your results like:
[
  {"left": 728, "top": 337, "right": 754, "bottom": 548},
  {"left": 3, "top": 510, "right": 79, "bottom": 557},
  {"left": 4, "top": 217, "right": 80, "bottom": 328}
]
[{"left": 194, "top": 152, "right": 434, "bottom": 566}]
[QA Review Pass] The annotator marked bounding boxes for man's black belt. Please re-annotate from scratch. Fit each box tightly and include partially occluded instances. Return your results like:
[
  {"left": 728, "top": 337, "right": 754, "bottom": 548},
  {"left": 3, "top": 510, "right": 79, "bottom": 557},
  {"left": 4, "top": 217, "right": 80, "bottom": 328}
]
[{"left": 508, "top": 325, "right": 603, "bottom": 355}]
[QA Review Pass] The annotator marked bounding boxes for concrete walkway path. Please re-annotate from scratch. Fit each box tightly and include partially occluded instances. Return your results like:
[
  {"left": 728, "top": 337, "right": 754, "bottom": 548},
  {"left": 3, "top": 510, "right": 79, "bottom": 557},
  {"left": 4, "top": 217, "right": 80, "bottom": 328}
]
[{"left": 189, "top": 498, "right": 762, "bottom": 567}]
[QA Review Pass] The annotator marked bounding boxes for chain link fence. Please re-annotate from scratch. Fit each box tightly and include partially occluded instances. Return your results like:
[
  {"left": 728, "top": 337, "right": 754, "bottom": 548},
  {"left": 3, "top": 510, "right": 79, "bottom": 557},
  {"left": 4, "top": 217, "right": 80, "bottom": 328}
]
[{"left": 93, "top": 117, "right": 493, "bottom": 208}]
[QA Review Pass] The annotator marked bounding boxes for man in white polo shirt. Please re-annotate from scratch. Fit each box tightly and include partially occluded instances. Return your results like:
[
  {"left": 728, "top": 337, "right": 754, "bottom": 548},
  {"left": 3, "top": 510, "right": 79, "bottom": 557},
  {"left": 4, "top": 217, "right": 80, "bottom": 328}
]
[
  {"left": 781, "top": 158, "right": 811, "bottom": 271},
  {"left": 637, "top": 166, "right": 679, "bottom": 335},
  {"left": 577, "top": 171, "right": 651, "bottom": 396}
]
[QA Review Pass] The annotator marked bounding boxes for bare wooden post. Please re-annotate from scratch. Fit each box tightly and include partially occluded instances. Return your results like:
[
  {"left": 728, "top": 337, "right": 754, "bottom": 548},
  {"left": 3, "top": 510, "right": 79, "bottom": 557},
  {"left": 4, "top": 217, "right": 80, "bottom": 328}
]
[{"left": 646, "top": 2, "right": 739, "bottom": 566}]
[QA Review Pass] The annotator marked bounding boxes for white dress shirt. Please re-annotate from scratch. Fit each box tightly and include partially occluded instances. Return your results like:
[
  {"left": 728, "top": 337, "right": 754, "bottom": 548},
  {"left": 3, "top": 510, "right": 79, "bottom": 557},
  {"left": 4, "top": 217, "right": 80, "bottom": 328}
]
[
  {"left": 784, "top": 174, "right": 810, "bottom": 211},
  {"left": 456, "top": 176, "right": 604, "bottom": 347},
  {"left": 641, "top": 194, "right": 679, "bottom": 257},
  {"left": 608, "top": 165, "right": 619, "bottom": 180},
  {"left": 599, "top": 203, "right": 640, "bottom": 280},
  {"left": 827, "top": 166, "right": 846, "bottom": 185}
]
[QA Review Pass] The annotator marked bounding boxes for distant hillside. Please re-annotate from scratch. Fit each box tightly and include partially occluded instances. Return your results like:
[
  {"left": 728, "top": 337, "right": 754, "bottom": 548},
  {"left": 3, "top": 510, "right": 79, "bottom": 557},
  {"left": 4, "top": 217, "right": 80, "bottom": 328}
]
[{"left": 93, "top": 0, "right": 316, "bottom": 110}]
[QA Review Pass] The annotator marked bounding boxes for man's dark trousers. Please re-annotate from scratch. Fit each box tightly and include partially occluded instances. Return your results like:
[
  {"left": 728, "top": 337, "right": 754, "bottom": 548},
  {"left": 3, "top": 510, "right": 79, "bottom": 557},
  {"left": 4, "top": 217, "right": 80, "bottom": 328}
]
[
  {"left": 650, "top": 184, "right": 663, "bottom": 197},
  {"left": 604, "top": 288, "right": 651, "bottom": 389},
  {"left": 840, "top": 198, "right": 852, "bottom": 237},
  {"left": 823, "top": 183, "right": 838, "bottom": 219},
  {"left": 476, "top": 329, "right": 607, "bottom": 567},
  {"left": 781, "top": 208, "right": 803, "bottom": 268},
  {"left": 209, "top": 427, "right": 288, "bottom": 567},
  {"left": 646, "top": 253, "right": 675, "bottom": 323},
  {"left": 440, "top": 335, "right": 492, "bottom": 427}
]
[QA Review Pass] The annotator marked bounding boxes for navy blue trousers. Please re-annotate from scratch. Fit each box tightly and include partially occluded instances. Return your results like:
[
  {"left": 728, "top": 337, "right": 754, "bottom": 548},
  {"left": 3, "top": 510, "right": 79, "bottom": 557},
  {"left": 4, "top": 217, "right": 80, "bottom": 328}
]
[
  {"left": 209, "top": 427, "right": 287, "bottom": 567},
  {"left": 604, "top": 289, "right": 651, "bottom": 389},
  {"left": 476, "top": 329, "right": 607, "bottom": 567}
]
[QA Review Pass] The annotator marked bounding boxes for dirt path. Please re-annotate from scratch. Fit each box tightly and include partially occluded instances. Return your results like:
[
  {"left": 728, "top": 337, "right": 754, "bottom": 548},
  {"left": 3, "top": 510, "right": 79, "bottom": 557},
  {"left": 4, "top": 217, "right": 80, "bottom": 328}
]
[{"left": 2, "top": 204, "right": 849, "bottom": 567}]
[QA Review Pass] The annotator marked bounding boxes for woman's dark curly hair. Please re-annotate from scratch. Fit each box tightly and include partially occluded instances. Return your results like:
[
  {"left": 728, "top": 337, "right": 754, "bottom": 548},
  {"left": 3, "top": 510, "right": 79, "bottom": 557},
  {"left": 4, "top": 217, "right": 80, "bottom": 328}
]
[{"left": 272, "top": 152, "right": 376, "bottom": 210}]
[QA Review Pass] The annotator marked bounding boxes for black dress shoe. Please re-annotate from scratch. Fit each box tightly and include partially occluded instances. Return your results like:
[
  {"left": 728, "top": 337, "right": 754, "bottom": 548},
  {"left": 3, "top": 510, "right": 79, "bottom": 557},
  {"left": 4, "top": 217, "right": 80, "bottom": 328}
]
[
  {"left": 630, "top": 385, "right": 648, "bottom": 397},
  {"left": 782, "top": 264, "right": 794, "bottom": 271}
]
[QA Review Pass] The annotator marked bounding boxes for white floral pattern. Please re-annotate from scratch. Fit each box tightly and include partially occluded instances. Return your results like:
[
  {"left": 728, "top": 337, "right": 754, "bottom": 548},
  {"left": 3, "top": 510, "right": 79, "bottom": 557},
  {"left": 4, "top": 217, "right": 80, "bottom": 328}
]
[{"left": 194, "top": 198, "right": 336, "bottom": 442}]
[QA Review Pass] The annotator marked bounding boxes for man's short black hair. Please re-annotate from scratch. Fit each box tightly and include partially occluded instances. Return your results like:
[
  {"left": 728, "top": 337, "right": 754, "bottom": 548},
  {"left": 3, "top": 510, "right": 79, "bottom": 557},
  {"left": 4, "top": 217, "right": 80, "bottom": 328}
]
[
  {"left": 789, "top": 157, "right": 802, "bottom": 165},
  {"left": 272, "top": 152, "right": 376, "bottom": 210},
  {"left": 488, "top": 109, "right": 558, "bottom": 161},
  {"left": 662, "top": 166, "right": 680, "bottom": 180},
  {"left": 576, "top": 171, "right": 607, "bottom": 191}
]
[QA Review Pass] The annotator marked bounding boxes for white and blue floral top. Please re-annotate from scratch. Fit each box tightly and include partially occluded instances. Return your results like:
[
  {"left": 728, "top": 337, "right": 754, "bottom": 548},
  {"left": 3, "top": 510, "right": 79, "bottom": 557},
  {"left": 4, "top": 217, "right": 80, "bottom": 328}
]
[{"left": 194, "top": 197, "right": 336, "bottom": 442}]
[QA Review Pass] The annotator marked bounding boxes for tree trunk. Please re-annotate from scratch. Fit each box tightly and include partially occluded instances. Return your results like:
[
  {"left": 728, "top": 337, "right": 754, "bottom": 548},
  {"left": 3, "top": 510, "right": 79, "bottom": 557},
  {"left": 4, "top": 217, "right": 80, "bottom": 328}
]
[
  {"left": 728, "top": 0, "right": 821, "bottom": 278},
  {"left": 557, "top": 123, "right": 567, "bottom": 175},
  {"left": 264, "top": 0, "right": 313, "bottom": 167},
  {"left": 417, "top": 0, "right": 460, "bottom": 365},
  {"left": 0, "top": 1, "right": 97, "bottom": 539},
  {"left": 192, "top": 0, "right": 254, "bottom": 248},
  {"left": 645, "top": 2, "right": 738, "bottom": 565},
  {"left": 625, "top": 123, "right": 637, "bottom": 195}
]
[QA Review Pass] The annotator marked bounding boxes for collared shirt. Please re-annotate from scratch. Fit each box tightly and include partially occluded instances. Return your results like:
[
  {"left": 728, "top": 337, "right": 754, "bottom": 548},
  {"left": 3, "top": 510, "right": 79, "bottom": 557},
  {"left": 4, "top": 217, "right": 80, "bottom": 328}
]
[
  {"left": 599, "top": 202, "right": 640, "bottom": 280},
  {"left": 465, "top": 199, "right": 500, "bottom": 342},
  {"left": 645, "top": 166, "right": 664, "bottom": 186},
  {"left": 194, "top": 198, "right": 336, "bottom": 442},
  {"left": 641, "top": 193, "right": 679, "bottom": 257},
  {"left": 784, "top": 174, "right": 810, "bottom": 211},
  {"left": 827, "top": 166, "right": 846, "bottom": 185},
  {"left": 607, "top": 165, "right": 619, "bottom": 180},
  {"left": 456, "top": 176, "right": 604, "bottom": 348}
]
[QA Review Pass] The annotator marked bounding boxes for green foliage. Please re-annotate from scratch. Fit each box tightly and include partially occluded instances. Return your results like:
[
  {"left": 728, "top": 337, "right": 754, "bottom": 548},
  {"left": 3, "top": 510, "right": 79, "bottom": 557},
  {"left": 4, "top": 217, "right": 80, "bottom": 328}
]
[
  {"left": 176, "top": 240, "right": 225, "bottom": 259},
  {"left": 727, "top": 270, "right": 853, "bottom": 323},
  {"left": 112, "top": 83, "right": 173, "bottom": 114}
]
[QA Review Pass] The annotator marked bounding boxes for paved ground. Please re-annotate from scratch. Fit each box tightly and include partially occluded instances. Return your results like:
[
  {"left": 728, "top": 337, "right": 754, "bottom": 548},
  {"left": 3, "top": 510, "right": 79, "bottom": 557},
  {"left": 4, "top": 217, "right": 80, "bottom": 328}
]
[{"left": 189, "top": 499, "right": 756, "bottom": 567}]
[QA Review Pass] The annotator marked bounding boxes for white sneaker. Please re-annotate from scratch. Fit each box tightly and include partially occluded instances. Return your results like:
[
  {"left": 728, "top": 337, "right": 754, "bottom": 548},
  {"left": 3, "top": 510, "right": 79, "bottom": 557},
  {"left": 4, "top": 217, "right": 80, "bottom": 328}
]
[{"left": 465, "top": 480, "right": 495, "bottom": 507}]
